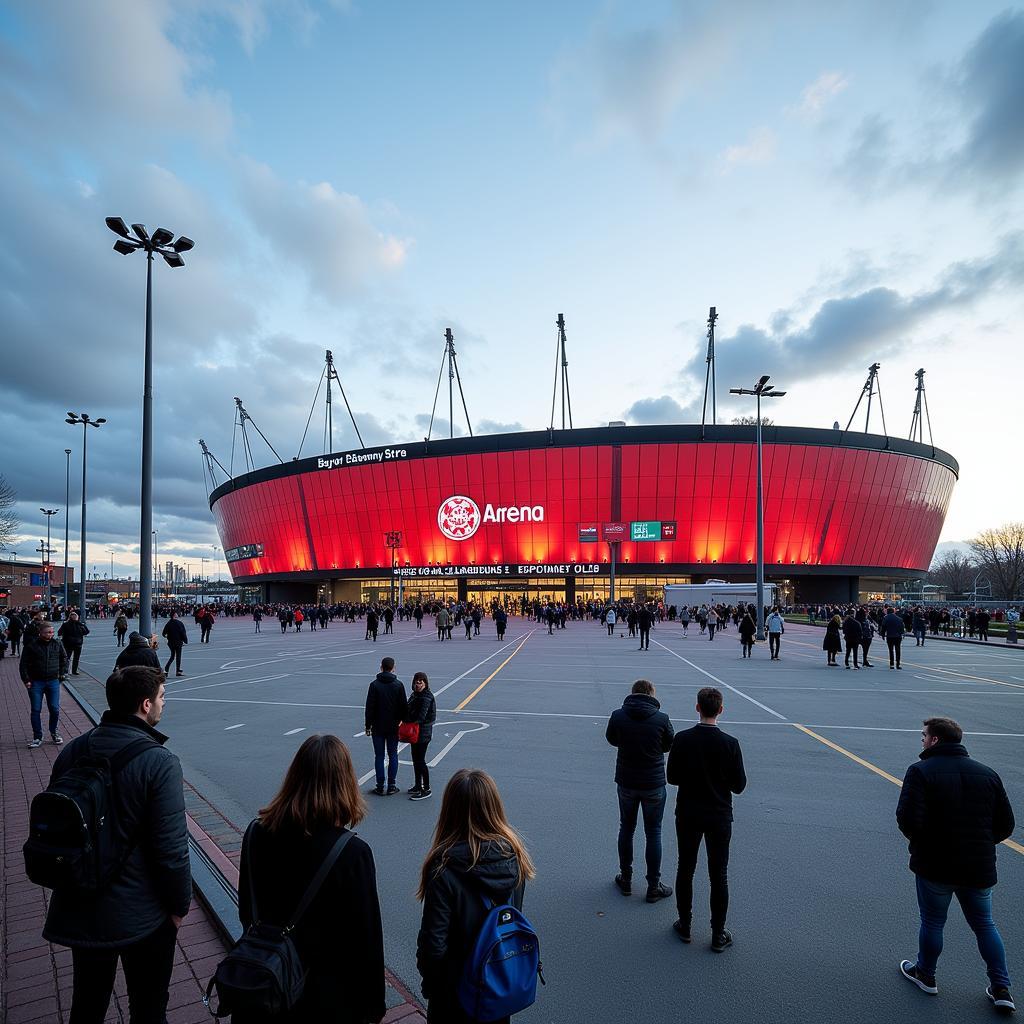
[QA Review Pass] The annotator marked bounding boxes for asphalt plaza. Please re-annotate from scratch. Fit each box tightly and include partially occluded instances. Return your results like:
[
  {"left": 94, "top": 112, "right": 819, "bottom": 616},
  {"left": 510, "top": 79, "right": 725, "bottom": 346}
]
[{"left": 73, "top": 617, "right": 1024, "bottom": 1023}]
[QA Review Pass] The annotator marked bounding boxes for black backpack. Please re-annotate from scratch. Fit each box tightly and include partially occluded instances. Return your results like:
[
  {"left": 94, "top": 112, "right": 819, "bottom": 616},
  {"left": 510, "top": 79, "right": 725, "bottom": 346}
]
[
  {"left": 204, "top": 824, "right": 354, "bottom": 1018},
  {"left": 24, "top": 731, "right": 157, "bottom": 891}
]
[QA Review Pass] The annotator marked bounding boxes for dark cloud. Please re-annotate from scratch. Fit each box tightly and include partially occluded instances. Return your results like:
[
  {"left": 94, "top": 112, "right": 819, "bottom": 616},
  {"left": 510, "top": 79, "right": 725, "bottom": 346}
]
[
  {"left": 476, "top": 419, "right": 525, "bottom": 435},
  {"left": 624, "top": 395, "right": 688, "bottom": 424}
]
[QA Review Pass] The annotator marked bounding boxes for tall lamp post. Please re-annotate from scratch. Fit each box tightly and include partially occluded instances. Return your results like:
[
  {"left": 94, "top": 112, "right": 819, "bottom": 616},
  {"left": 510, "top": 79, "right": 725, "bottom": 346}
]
[
  {"left": 40, "top": 508, "right": 58, "bottom": 611},
  {"left": 200, "top": 557, "right": 206, "bottom": 604},
  {"left": 66, "top": 413, "right": 106, "bottom": 620},
  {"left": 728, "top": 376, "right": 786, "bottom": 641},
  {"left": 105, "top": 216, "right": 193, "bottom": 637},
  {"left": 385, "top": 531, "right": 402, "bottom": 607},
  {"left": 63, "top": 449, "right": 72, "bottom": 611}
]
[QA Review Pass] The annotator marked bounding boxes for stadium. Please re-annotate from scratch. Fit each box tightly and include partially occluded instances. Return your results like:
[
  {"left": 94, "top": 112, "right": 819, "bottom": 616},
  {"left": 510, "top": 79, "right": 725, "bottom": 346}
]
[{"left": 208, "top": 422, "right": 958, "bottom": 608}]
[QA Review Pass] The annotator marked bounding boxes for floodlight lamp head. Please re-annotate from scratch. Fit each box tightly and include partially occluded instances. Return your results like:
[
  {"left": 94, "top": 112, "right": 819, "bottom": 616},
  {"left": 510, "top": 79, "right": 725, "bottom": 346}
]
[
  {"left": 105, "top": 217, "right": 130, "bottom": 237},
  {"left": 65, "top": 448, "right": 71, "bottom": 455},
  {"left": 757, "top": 375, "right": 771, "bottom": 389},
  {"left": 96, "top": 417, "right": 107, "bottom": 425},
  {"left": 150, "top": 227, "right": 174, "bottom": 247},
  {"left": 130, "top": 223, "right": 149, "bottom": 242},
  {"left": 728, "top": 388, "right": 742, "bottom": 395},
  {"left": 113, "top": 239, "right": 138, "bottom": 255},
  {"left": 172, "top": 236, "right": 195, "bottom": 253},
  {"left": 161, "top": 251, "right": 185, "bottom": 268}
]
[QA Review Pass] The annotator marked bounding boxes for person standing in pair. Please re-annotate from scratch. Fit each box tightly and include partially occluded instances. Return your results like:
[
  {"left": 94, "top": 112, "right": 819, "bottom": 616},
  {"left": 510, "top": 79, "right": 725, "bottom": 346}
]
[
  {"left": 606, "top": 679, "right": 674, "bottom": 903},
  {"left": 881, "top": 606, "right": 905, "bottom": 669},
  {"left": 667, "top": 687, "right": 746, "bottom": 952},
  {"left": 406, "top": 672, "right": 436, "bottom": 801},
  {"left": 416, "top": 769, "right": 536, "bottom": 1024},
  {"left": 364, "top": 656, "right": 407, "bottom": 795},
  {"left": 161, "top": 611, "right": 188, "bottom": 677},
  {"left": 842, "top": 612, "right": 862, "bottom": 669},
  {"left": 897, "top": 717, "right": 1015, "bottom": 1012},
  {"left": 823, "top": 615, "right": 842, "bottom": 666}
]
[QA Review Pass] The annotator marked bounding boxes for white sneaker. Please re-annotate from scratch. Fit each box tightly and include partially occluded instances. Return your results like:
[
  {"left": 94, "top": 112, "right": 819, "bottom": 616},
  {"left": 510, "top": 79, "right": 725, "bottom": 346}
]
[{"left": 27, "top": 738, "right": 43, "bottom": 749}]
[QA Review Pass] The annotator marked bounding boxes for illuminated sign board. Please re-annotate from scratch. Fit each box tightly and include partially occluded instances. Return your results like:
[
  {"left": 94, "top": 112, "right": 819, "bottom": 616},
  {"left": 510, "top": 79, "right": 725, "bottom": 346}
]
[
  {"left": 629, "top": 521, "right": 678, "bottom": 541},
  {"left": 224, "top": 543, "right": 264, "bottom": 562},
  {"left": 578, "top": 523, "right": 599, "bottom": 543},
  {"left": 602, "top": 522, "right": 628, "bottom": 542}
]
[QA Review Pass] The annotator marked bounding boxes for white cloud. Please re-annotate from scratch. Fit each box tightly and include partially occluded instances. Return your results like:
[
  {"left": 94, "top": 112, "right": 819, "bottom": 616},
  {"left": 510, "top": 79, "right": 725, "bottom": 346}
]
[
  {"left": 722, "top": 126, "right": 777, "bottom": 168},
  {"left": 795, "top": 71, "right": 849, "bottom": 120}
]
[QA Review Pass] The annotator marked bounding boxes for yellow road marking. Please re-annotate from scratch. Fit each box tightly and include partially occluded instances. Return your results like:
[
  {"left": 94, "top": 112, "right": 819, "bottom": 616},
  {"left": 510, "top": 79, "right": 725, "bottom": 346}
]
[
  {"left": 454, "top": 632, "right": 533, "bottom": 711},
  {"left": 792, "top": 723, "right": 1024, "bottom": 857}
]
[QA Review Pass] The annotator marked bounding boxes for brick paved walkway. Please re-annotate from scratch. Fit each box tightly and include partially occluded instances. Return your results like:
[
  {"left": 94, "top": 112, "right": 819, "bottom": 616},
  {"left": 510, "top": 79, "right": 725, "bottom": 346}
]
[{"left": 1, "top": 654, "right": 426, "bottom": 1023}]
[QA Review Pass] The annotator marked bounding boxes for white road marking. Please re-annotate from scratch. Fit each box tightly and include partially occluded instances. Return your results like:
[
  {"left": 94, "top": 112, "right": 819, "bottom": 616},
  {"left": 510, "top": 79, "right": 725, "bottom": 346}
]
[
  {"left": 167, "top": 673, "right": 290, "bottom": 695},
  {"left": 284, "top": 727, "right": 306, "bottom": 736},
  {"left": 224, "top": 723, "right": 245, "bottom": 731},
  {"left": 433, "top": 634, "right": 531, "bottom": 696},
  {"left": 651, "top": 638, "right": 789, "bottom": 720}
]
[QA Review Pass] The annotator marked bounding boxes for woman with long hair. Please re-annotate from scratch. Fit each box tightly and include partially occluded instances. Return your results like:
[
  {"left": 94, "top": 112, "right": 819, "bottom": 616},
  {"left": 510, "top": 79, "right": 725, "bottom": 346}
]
[
  {"left": 237, "top": 734, "right": 385, "bottom": 1023},
  {"left": 406, "top": 671, "right": 436, "bottom": 800},
  {"left": 417, "top": 769, "right": 536, "bottom": 1024}
]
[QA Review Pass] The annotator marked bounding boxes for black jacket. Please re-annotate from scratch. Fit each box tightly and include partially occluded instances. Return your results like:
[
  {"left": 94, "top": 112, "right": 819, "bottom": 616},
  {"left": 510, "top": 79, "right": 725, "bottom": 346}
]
[
  {"left": 896, "top": 742, "right": 1015, "bottom": 888},
  {"left": 19, "top": 636, "right": 68, "bottom": 683},
  {"left": 406, "top": 689, "right": 437, "bottom": 744},
  {"left": 417, "top": 840, "right": 524, "bottom": 1024},
  {"left": 115, "top": 633, "right": 161, "bottom": 670},
  {"left": 58, "top": 620, "right": 91, "bottom": 646},
  {"left": 881, "top": 612, "right": 905, "bottom": 639},
  {"left": 606, "top": 694, "right": 674, "bottom": 790},
  {"left": 237, "top": 822, "right": 385, "bottom": 1024},
  {"left": 364, "top": 672, "right": 408, "bottom": 736},
  {"left": 43, "top": 713, "right": 191, "bottom": 948},
  {"left": 667, "top": 724, "right": 747, "bottom": 823},
  {"left": 162, "top": 619, "right": 188, "bottom": 646},
  {"left": 823, "top": 620, "right": 842, "bottom": 653},
  {"left": 842, "top": 616, "right": 862, "bottom": 643}
]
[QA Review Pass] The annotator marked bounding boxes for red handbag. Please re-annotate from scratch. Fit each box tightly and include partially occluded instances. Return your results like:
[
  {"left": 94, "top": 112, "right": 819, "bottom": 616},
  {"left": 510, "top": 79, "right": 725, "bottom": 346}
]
[{"left": 398, "top": 722, "right": 420, "bottom": 743}]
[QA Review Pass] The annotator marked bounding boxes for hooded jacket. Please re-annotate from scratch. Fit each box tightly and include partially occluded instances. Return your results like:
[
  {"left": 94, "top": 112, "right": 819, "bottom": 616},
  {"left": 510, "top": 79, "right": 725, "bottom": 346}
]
[
  {"left": 417, "top": 840, "right": 525, "bottom": 1022},
  {"left": 43, "top": 712, "right": 191, "bottom": 948},
  {"left": 896, "top": 742, "right": 1015, "bottom": 889},
  {"left": 406, "top": 688, "right": 436, "bottom": 744},
  {"left": 606, "top": 693, "right": 675, "bottom": 790},
  {"left": 114, "top": 632, "right": 161, "bottom": 670}
]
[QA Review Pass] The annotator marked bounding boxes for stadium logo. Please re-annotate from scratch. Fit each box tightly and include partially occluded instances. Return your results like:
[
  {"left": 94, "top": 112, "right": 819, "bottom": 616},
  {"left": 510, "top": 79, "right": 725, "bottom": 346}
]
[
  {"left": 438, "top": 495, "right": 482, "bottom": 540},
  {"left": 437, "top": 495, "right": 545, "bottom": 540}
]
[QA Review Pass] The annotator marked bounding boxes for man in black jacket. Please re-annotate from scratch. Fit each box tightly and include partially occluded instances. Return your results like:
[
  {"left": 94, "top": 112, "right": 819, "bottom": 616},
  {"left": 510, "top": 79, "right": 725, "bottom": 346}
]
[
  {"left": 19, "top": 621, "right": 68, "bottom": 748},
  {"left": 57, "top": 610, "right": 91, "bottom": 675},
  {"left": 896, "top": 716, "right": 1015, "bottom": 1011},
  {"left": 667, "top": 686, "right": 746, "bottom": 951},
  {"left": 161, "top": 611, "right": 188, "bottom": 676},
  {"left": 880, "top": 606, "right": 905, "bottom": 669},
  {"left": 43, "top": 665, "right": 191, "bottom": 1021},
  {"left": 115, "top": 631, "right": 161, "bottom": 670},
  {"left": 364, "top": 656, "right": 408, "bottom": 795},
  {"left": 606, "top": 679, "right": 675, "bottom": 902},
  {"left": 637, "top": 604, "right": 654, "bottom": 651}
]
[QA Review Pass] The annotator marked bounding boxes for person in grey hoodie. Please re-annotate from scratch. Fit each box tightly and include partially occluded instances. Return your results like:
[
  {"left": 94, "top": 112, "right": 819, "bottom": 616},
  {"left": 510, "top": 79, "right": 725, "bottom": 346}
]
[{"left": 606, "top": 679, "right": 675, "bottom": 902}]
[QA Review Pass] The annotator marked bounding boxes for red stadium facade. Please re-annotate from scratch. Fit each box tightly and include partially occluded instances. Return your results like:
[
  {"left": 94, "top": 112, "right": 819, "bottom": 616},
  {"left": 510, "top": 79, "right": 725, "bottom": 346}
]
[{"left": 209, "top": 424, "right": 957, "bottom": 605}]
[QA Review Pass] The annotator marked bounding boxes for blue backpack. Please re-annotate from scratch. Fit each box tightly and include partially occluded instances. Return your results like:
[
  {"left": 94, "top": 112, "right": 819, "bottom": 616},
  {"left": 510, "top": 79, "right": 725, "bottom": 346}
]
[{"left": 458, "top": 894, "right": 544, "bottom": 1021}]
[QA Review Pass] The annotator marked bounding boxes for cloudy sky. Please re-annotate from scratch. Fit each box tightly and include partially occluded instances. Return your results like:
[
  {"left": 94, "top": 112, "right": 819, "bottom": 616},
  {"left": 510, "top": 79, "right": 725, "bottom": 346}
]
[{"left": 2, "top": 0, "right": 1021, "bottom": 578}]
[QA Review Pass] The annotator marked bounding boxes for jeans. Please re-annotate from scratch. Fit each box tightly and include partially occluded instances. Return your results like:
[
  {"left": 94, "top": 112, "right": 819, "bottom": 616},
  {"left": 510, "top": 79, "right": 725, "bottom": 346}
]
[
  {"left": 616, "top": 785, "right": 667, "bottom": 886},
  {"left": 915, "top": 876, "right": 1011, "bottom": 987},
  {"left": 29, "top": 679, "right": 61, "bottom": 740},
  {"left": 676, "top": 818, "right": 732, "bottom": 932},
  {"left": 639, "top": 626, "right": 650, "bottom": 649},
  {"left": 861, "top": 639, "right": 872, "bottom": 664},
  {"left": 411, "top": 740, "right": 431, "bottom": 791},
  {"left": 886, "top": 636, "right": 902, "bottom": 666},
  {"left": 372, "top": 734, "right": 399, "bottom": 787},
  {"left": 69, "top": 916, "right": 177, "bottom": 1023},
  {"left": 64, "top": 642, "right": 83, "bottom": 674},
  {"left": 768, "top": 632, "right": 781, "bottom": 657},
  {"left": 708, "top": 623, "right": 716, "bottom": 639}
]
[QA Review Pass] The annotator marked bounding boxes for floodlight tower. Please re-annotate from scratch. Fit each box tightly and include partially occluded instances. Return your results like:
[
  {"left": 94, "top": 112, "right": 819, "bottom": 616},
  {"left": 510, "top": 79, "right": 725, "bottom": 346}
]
[{"left": 104, "top": 216, "right": 194, "bottom": 636}]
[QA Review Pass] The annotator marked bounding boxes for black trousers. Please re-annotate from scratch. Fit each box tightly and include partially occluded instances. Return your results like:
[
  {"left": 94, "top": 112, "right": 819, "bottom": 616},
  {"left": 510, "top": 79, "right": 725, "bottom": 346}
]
[
  {"left": 64, "top": 642, "right": 83, "bottom": 674},
  {"left": 69, "top": 917, "right": 177, "bottom": 1024},
  {"left": 116, "top": 629, "right": 127, "bottom": 647},
  {"left": 411, "top": 740, "right": 430, "bottom": 790},
  {"left": 861, "top": 639, "right": 872, "bottom": 664},
  {"left": 844, "top": 640, "right": 860, "bottom": 667},
  {"left": 768, "top": 632, "right": 781, "bottom": 658},
  {"left": 639, "top": 626, "right": 651, "bottom": 649},
  {"left": 886, "top": 636, "right": 902, "bottom": 666},
  {"left": 164, "top": 644, "right": 182, "bottom": 673},
  {"left": 676, "top": 818, "right": 732, "bottom": 933}
]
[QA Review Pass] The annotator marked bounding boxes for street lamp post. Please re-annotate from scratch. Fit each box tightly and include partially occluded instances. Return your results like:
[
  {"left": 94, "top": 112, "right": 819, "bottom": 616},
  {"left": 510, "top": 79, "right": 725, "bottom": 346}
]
[
  {"left": 66, "top": 413, "right": 106, "bottom": 620},
  {"left": 385, "top": 531, "right": 402, "bottom": 607},
  {"left": 63, "top": 449, "right": 72, "bottom": 611},
  {"left": 105, "top": 216, "right": 194, "bottom": 638},
  {"left": 729, "top": 376, "right": 786, "bottom": 642},
  {"left": 40, "top": 508, "right": 58, "bottom": 611},
  {"left": 201, "top": 557, "right": 206, "bottom": 604}
]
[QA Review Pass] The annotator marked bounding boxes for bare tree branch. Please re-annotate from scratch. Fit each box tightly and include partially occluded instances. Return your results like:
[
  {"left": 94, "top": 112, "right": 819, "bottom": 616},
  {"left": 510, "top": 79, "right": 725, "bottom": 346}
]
[
  {"left": 0, "top": 475, "right": 18, "bottom": 552},
  {"left": 968, "top": 522, "right": 1024, "bottom": 600}
]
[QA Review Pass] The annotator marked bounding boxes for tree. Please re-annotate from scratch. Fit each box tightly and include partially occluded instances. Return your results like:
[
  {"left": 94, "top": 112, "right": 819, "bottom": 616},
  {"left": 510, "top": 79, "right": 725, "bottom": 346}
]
[
  {"left": 731, "top": 416, "right": 774, "bottom": 426},
  {"left": 928, "top": 549, "right": 977, "bottom": 597},
  {"left": 969, "top": 522, "right": 1024, "bottom": 601},
  {"left": 0, "top": 475, "right": 17, "bottom": 552}
]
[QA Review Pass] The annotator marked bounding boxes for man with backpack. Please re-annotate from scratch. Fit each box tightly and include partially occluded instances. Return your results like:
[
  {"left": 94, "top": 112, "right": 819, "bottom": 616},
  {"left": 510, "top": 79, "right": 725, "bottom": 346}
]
[
  {"left": 20, "top": 620, "right": 68, "bottom": 748},
  {"left": 35, "top": 665, "right": 191, "bottom": 1021}
]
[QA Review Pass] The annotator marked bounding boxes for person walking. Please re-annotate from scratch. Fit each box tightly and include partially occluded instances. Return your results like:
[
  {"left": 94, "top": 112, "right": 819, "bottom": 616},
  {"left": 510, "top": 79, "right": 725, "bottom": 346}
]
[
  {"left": 637, "top": 604, "right": 653, "bottom": 651},
  {"left": 823, "top": 615, "right": 842, "bottom": 666},
  {"left": 667, "top": 687, "right": 746, "bottom": 951},
  {"left": 406, "top": 672, "right": 436, "bottom": 800},
  {"left": 279, "top": 608, "right": 289, "bottom": 634},
  {"left": 20, "top": 620, "right": 68, "bottom": 748},
  {"left": 465, "top": 612, "right": 475, "bottom": 640},
  {"left": 294, "top": 607, "right": 305, "bottom": 632},
  {"left": 414, "top": 603, "right": 424, "bottom": 630},
  {"left": 606, "top": 679, "right": 675, "bottom": 903},
  {"left": 58, "top": 610, "right": 90, "bottom": 676},
  {"left": 199, "top": 607, "right": 214, "bottom": 644},
  {"left": 707, "top": 607, "right": 719, "bottom": 640},
  {"left": 912, "top": 607, "right": 927, "bottom": 647},
  {"left": 114, "top": 610, "right": 129, "bottom": 647},
  {"left": 364, "top": 656, "right": 407, "bottom": 795},
  {"left": 161, "top": 611, "right": 188, "bottom": 677},
  {"left": 495, "top": 606, "right": 507, "bottom": 641},
  {"left": 235, "top": 734, "right": 386, "bottom": 1024},
  {"left": 738, "top": 611, "right": 755, "bottom": 658},
  {"left": 436, "top": 607, "right": 449, "bottom": 642},
  {"left": 881, "top": 606, "right": 905, "bottom": 669},
  {"left": 765, "top": 607, "right": 784, "bottom": 660},
  {"left": 680, "top": 606, "right": 690, "bottom": 636},
  {"left": 606, "top": 607, "right": 617, "bottom": 636},
  {"left": 42, "top": 665, "right": 191, "bottom": 1021},
  {"left": 416, "top": 769, "right": 536, "bottom": 1024},
  {"left": 253, "top": 607, "right": 262, "bottom": 633},
  {"left": 842, "top": 612, "right": 862, "bottom": 669},
  {"left": 897, "top": 717, "right": 1015, "bottom": 1012}
]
